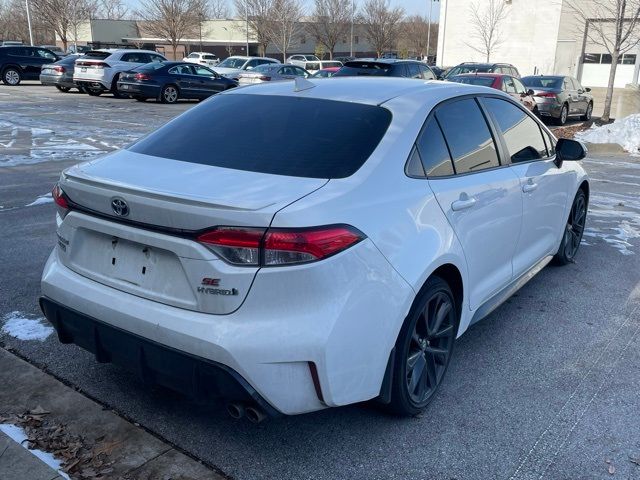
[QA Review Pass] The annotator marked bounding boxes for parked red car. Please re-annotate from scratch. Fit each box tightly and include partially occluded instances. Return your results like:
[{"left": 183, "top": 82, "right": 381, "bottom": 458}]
[{"left": 448, "top": 73, "right": 537, "bottom": 113}]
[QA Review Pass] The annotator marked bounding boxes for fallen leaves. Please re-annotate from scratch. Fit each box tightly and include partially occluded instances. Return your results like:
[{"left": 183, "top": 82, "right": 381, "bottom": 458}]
[{"left": 0, "top": 408, "right": 121, "bottom": 480}]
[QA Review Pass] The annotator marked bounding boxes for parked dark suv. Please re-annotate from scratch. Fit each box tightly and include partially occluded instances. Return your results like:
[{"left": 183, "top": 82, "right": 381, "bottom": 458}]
[
  {"left": 333, "top": 59, "right": 436, "bottom": 80},
  {"left": 0, "top": 46, "right": 59, "bottom": 85},
  {"left": 444, "top": 62, "right": 520, "bottom": 79}
]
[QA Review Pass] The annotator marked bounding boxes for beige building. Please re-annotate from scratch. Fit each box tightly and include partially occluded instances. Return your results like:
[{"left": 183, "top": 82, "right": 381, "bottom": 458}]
[
  {"left": 437, "top": 0, "right": 640, "bottom": 88},
  {"left": 60, "top": 19, "right": 375, "bottom": 61}
]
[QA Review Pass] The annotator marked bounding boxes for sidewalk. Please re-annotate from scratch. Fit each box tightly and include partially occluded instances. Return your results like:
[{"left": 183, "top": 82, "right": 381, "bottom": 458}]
[{"left": 0, "top": 347, "right": 222, "bottom": 480}]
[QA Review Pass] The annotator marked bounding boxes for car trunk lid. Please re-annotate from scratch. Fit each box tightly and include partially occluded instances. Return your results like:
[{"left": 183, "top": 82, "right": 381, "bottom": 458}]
[{"left": 56, "top": 150, "right": 328, "bottom": 314}]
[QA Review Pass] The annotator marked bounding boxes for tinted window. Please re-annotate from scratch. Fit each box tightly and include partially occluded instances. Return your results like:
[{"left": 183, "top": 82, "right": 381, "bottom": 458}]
[
  {"left": 334, "top": 62, "right": 392, "bottom": 76},
  {"left": 512, "top": 77, "right": 527, "bottom": 94},
  {"left": 435, "top": 98, "right": 500, "bottom": 174},
  {"left": 84, "top": 51, "right": 111, "bottom": 60},
  {"left": 392, "top": 63, "right": 408, "bottom": 77},
  {"left": 149, "top": 54, "right": 165, "bottom": 63},
  {"left": 169, "top": 64, "right": 193, "bottom": 74},
  {"left": 522, "top": 76, "right": 563, "bottom": 89},
  {"left": 194, "top": 66, "right": 214, "bottom": 75},
  {"left": 450, "top": 76, "right": 496, "bottom": 87},
  {"left": 416, "top": 118, "right": 455, "bottom": 177},
  {"left": 407, "top": 63, "right": 421, "bottom": 79},
  {"left": 122, "top": 52, "right": 149, "bottom": 63},
  {"left": 36, "top": 49, "right": 56, "bottom": 59},
  {"left": 420, "top": 65, "right": 435, "bottom": 80},
  {"left": 406, "top": 147, "right": 426, "bottom": 177},
  {"left": 483, "top": 98, "right": 548, "bottom": 163},
  {"left": 130, "top": 94, "right": 392, "bottom": 179}
]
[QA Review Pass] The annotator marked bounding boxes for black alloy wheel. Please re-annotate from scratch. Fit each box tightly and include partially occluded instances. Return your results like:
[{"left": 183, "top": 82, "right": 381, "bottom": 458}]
[
  {"left": 387, "top": 276, "right": 457, "bottom": 416},
  {"left": 55, "top": 85, "right": 71, "bottom": 93},
  {"left": 554, "top": 189, "right": 587, "bottom": 265},
  {"left": 86, "top": 86, "right": 102, "bottom": 96}
]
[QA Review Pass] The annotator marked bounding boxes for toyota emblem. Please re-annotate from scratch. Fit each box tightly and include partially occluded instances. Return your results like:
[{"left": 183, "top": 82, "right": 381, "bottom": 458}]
[{"left": 111, "top": 198, "right": 129, "bottom": 217}]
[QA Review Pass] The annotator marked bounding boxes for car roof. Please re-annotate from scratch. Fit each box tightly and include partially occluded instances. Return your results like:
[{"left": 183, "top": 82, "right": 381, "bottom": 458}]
[
  {"left": 452, "top": 72, "right": 504, "bottom": 78},
  {"left": 523, "top": 75, "right": 564, "bottom": 79},
  {"left": 225, "top": 77, "right": 501, "bottom": 106}
]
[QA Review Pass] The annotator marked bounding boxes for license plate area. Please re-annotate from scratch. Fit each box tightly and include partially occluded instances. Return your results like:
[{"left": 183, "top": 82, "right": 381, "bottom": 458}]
[
  {"left": 81, "top": 67, "right": 87, "bottom": 72},
  {"left": 121, "top": 84, "right": 129, "bottom": 89}
]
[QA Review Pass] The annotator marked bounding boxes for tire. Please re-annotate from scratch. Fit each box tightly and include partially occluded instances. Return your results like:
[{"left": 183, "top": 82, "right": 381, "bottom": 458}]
[
  {"left": 581, "top": 102, "right": 593, "bottom": 121},
  {"left": 2, "top": 67, "right": 21, "bottom": 86},
  {"left": 554, "top": 104, "right": 568, "bottom": 126},
  {"left": 160, "top": 84, "right": 179, "bottom": 104},
  {"left": 111, "top": 75, "right": 126, "bottom": 98},
  {"left": 55, "top": 85, "right": 71, "bottom": 93},
  {"left": 77, "top": 86, "right": 86, "bottom": 93},
  {"left": 554, "top": 189, "right": 587, "bottom": 265},
  {"left": 86, "top": 87, "right": 102, "bottom": 96},
  {"left": 386, "top": 276, "right": 458, "bottom": 416}
]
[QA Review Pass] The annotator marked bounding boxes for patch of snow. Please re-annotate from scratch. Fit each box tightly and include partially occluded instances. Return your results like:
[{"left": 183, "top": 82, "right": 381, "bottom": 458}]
[
  {"left": 584, "top": 192, "right": 640, "bottom": 255},
  {"left": 577, "top": 114, "right": 640, "bottom": 155},
  {"left": 25, "top": 193, "right": 53, "bottom": 207},
  {"left": 1, "top": 312, "right": 54, "bottom": 341},
  {"left": 31, "top": 127, "right": 53, "bottom": 137},
  {"left": 0, "top": 424, "right": 70, "bottom": 480}
]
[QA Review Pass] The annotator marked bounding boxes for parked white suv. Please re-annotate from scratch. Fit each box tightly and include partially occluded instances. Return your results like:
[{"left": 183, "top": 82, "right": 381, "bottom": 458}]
[
  {"left": 212, "top": 55, "right": 278, "bottom": 80},
  {"left": 183, "top": 51, "right": 220, "bottom": 67},
  {"left": 73, "top": 49, "right": 166, "bottom": 97},
  {"left": 41, "top": 79, "right": 589, "bottom": 422},
  {"left": 286, "top": 55, "right": 341, "bottom": 73}
]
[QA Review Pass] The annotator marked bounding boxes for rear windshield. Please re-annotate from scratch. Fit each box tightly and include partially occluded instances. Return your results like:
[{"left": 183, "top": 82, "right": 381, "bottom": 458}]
[
  {"left": 218, "top": 57, "right": 246, "bottom": 68},
  {"left": 84, "top": 51, "right": 111, "bottom": 59},
  {"left": 129, "top": 94, "right": 392, "bottom": 179},
  {"left": 447, "top": 65, "right": 491, "bottom": 77},
  {"left": 334, "top": 62, "right": 392, "bottom": 76},
  {"left": 322, "top": 61, "right": 342, "bottom": 68},
  {"left": 203, "top": 54, "right": 217, "bottom": 60},
  {"left": 449, "top": 76, "right": 495, "bottom": 87},
  {"left": 522, "top": 76, "right": 563, "bottom": 89}
]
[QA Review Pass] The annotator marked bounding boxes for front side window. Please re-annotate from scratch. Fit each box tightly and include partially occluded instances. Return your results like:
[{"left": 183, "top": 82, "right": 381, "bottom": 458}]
[
  {"left": 149, "top": 54, "right": 165, "bottom": 63},
  {"left": 512, "top": 77, "right": 527, "bottom": 95},
  {"left": 435, "top": 98, "right": 500, "bottom": 174},
  {"left": 420, "top": 65, "right": 435, "bottom": 80},
  {"left": 169, "top": 65, "right": 193, "bottom": 75},
  {"left": 129, "top": 94, "right": 392, "bottom": 179},
  {"left": 503, "top": 77, "right": 517, "bottom": 93},
  {"left": 407, "top": 63, "right": 421, "bottom": 79},
  {"left": 188, "top": 53, "right": 198, "bottom": 58},
  {"left": 483, "top": 97, "right": 548, "bottom": 163},
  {"left": 194, "top": 66, "right": 214, "bottom": 76},
  {"left": 415, "top": 118, "right": 455, "bottom": 177},
  {"left": 37, "top": 49, "right": 56, "bottom": 59}
]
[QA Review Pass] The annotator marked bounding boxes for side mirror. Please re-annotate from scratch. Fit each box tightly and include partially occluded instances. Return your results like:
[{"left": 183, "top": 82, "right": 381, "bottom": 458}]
[
  {"left": 585, "top": 87, "right": 591, "bottom": 92},
  {"left": 555, "top": 138, "right": 588, "bottom": 167},
  {"left": 527, "top": 89, "right": 534, "bottom": 96}
]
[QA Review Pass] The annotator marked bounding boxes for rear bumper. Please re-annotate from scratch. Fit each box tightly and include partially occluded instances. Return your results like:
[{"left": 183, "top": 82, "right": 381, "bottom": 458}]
[
  {"left": 41, "top": 237, "right": 414, "bottom": 415},
  {"left": 40, "top": 73, "right": 76, "bottom": 88},
  {"left": 117, "top": 81, "right": 160, "bottom": 97},
  {"left": 40, "top": 297, "right": 280, "bottom": 417},
  {"left": 534, "top": 99, "right": 563, "bottom": 118}
]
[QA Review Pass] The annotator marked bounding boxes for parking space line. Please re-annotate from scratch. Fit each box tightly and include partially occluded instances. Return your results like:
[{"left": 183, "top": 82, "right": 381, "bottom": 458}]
[{"left": 509, "top": 303, "right": 640, "bottom": 480}]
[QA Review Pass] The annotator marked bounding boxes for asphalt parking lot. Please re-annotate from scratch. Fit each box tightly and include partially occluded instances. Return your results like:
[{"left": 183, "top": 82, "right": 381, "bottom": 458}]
[{"left": 1, "top": 83, "right": 639, "bottom": 480}]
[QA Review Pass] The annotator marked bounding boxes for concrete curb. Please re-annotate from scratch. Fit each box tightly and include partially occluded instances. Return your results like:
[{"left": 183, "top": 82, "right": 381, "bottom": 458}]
[
  {"left": 0, "top": 348, "right": 224, "bottom": 480},
  {"left": 584, "top": 142, "right": 628, "bottom": 155}
]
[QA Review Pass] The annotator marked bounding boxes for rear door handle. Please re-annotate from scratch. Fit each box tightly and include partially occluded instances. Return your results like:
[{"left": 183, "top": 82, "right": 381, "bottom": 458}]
[
  {"left": 523, "top": 182, "right": 538, "bottom": 193},
  {"left": 451, "top": 197, "right": 477, "bottom": 211}
]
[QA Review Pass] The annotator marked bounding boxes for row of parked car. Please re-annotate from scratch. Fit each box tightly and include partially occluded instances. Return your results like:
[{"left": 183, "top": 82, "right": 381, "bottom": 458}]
[{"left": 0, "top": 45, "right": 595, "bottom": 124}]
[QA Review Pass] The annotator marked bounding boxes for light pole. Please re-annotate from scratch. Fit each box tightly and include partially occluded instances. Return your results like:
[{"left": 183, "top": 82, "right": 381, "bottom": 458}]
[
  {"left": 25, "top": 0, "right": 34, "bottom": 46},
  {"left": 426, "top": 0, "right": 434, "bottom": 63},
  {"left": 349, "top": 0, "right": 355, "bottom": 57},
  {"left": 245, "top": 0, "right": 249, "bottom": 55},
  {"left": 199, "top": 13, "right": 204, "bottom": 51}
]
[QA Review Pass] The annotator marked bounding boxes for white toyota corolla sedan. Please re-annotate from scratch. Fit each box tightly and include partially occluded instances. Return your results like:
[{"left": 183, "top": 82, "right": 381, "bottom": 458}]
[{"left": 40, "top": 78, "right": 589, "bottom": 422}]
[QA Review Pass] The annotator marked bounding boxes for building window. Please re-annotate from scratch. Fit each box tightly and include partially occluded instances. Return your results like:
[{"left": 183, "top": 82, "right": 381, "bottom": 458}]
[
  {"left": 354, "top": 35, "right": 359, "bottom": 44},
  {"left": 584, "top": 53, "right": 637, "bottom": 65},
  {"left": 300, "top": 36, "right": 306, "bottom": 44}
]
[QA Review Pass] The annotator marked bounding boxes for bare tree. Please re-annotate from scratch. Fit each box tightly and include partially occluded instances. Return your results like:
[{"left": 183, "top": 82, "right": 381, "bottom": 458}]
[
  {"left": 308, "top": 0, "right": 351, "bottom": 59},
  {"left": 264, "top": 0, "right": 304, "bottom": 61},
  {"left": 30, "top": 0, "right": 96, "bottom": 51},
  {"left": 233, "top": 0, "right": 273, "bottom": 56},
  {"left": 96, "top": 0, "right": 128, "bottom": 19},
  {"left": 567, "top": 0, "right": 640, "bottom": 122},
  {"left": 137, "top": 0, "right": 208, "bottom": 59},
  {"left": 466, "top": 0, "right": 508, "bottom": 62},
  {"left": 209, "top": 0, "right": 230, "bottom": 18},
  {"left": 0, "top": 0, "right": 52, "bottom": 44},
  {"left": 360, "top": 0, "right": 404, "bottom": 58},
  {"left": 399, "top": 15, "right": 438, "bottom": 59}
]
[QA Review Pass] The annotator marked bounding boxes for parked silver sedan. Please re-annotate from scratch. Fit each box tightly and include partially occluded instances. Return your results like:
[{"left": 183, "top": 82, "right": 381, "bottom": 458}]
[
  {"left": 238, "top": 63, "right": 309, "bottom": 85},
  {"left": 40, "top": 55, "right": 84, "bottom": 92}
]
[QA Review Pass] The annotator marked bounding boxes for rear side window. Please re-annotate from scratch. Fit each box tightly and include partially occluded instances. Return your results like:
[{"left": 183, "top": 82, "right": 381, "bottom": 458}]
[
  {"left": 415, "top": 118, "right": 454, "bottom": 177},
  {"left": 435, "top": 98, "right": 500, "bottom": 174},
  {"left": 129, "top": 94, "right": 392, "bottom": 179},
  {"left": 483, "top": 98, "right": 548, "bottom": 162}
]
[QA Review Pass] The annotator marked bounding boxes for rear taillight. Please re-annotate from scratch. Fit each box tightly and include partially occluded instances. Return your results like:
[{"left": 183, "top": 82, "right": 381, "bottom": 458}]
[
  {"left": 53, "top": 65, "right": 65, "bottom": 73},
  {"left": 258, "top": 76, "right": 271, "bottom": 81},
  {"left": 199, "top": 60, "right": 206, "bottom": 63},
  {"left": 134, "top": 73, "right": 151, "bottom": 81},
  {"left": 52, "top": 184, "right": 68, "bottom": 209},
  {"left": 536, "top": 92, "right": 557, "bottom": 98},
  {"left": 93, "top": 62, "right": 110, "bottom": 69},
  {"left": 196, "top": 225, "right": 365, "bottom": 266}
]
